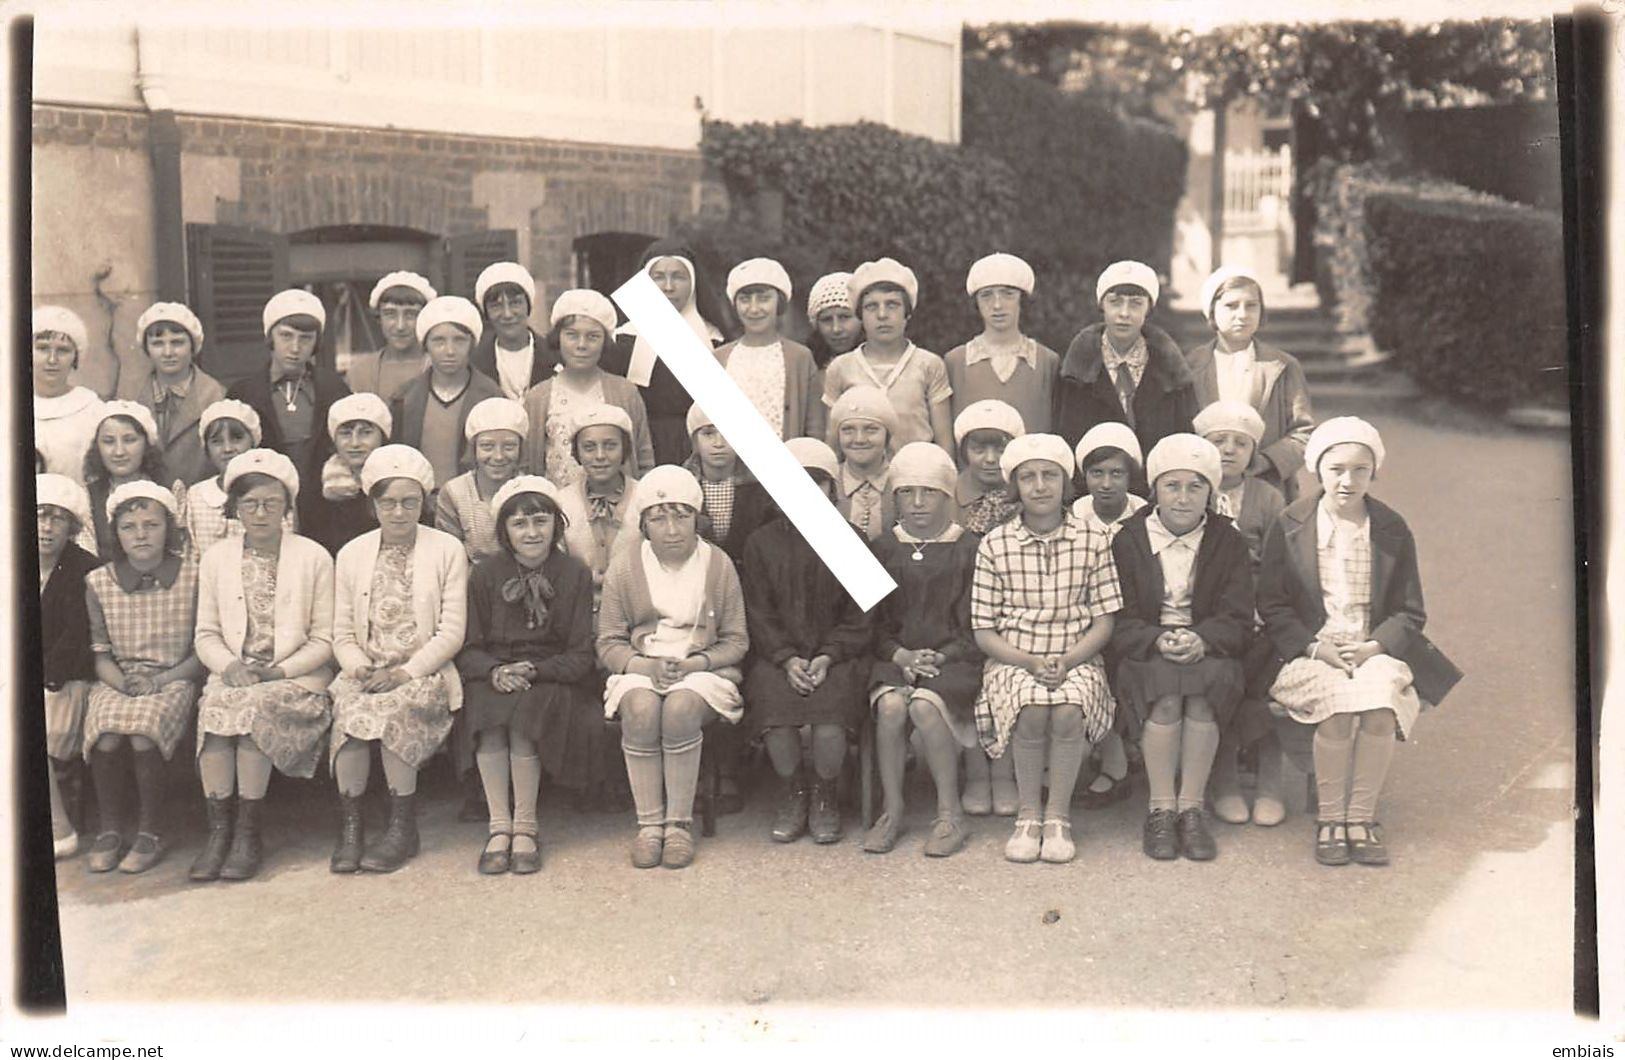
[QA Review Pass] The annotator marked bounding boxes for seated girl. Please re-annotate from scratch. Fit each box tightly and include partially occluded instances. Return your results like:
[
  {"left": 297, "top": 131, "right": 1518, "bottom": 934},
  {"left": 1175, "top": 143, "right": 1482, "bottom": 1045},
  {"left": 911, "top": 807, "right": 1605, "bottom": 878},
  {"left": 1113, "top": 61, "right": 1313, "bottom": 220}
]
[
  {"left": 436, "top": 397, "right": 529, "bottom": 563},
  {"left": 307, "top": 392, "right": 391, "bottom": 555},
  {"left": 37, "top": 474, "right": 100, "bottom": 858}
]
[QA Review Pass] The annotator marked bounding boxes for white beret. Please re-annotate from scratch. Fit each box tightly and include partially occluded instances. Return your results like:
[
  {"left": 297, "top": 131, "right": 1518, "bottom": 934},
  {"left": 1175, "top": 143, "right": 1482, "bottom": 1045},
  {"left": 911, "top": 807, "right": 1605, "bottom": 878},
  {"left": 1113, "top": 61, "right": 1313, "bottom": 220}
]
[
  {"left": 1193, "top": 400, "right": 1266, "bottom": 444},
  {"left": 807, "top": 272, "right": 854, "bottom": 318},
  {"left": 849, "top": 257, "right": 919, "bottom": 309},
  {"left": 888, "top": 442, "right": 957, "bottom": 497},
  {"left": 1305, "top": 416, "right": 1385, "bottom": 474},
  {"left": 474, "top": 262, "right": 536, "bottom": 309},
  {"left": 106, "top": 479, "right": 179, "bottom": 522},
  {"left": 1199, "top": 265, "right": 1262, "bottom": 324},
  {"left": 464, "top": 397, "right": 529, "bottom": 441},
  {"left": 416, "top": 296, "right": 484, "bottom": 345},
  {"left": 200, "top": 399, "right": 263, "bottom": 445},
  {"left": 490, "top": 474, "right": 565, "bottom": 521},
  {"left": 326, "top": 392, "right": 392, "bottom": 441},
  {"left": 549, "top": 289, "right": 617, "bottom": 335},
  {"left": 685, "top": 402, "right": 714, "bottom": 438},
  {"left": 368, "top": 271, "right": 436, "bottom": 309},
  {"left": 36, "top": 473, "right": 92, "bottom": 531},
  {"left": 569, "top": 402, "right": 635, "bottom": 440},
  {"left": 136, "top": 302, "right": 204, "bottom": 351},
  {"left": 222, "top": 448, "right": 300, "bottom": 500},
  {"left": 98, "top": 400, "right": 160, "bottom": 447},
  {"left": 33, "top": 305, "right": 89, "bottom": 353},
  {"left": 726, "top": 257, "right": 793, "bottom": 304},
  {"left": 829, "top": 385, "right": 900, "bottom": 441},
  {"left": 1146, "top": 433, "right": 1223, "bottom": 494},
  {"left": 360, "top": 444, "right": 435, "bottom": 495},
  {"left": 952, "top": 399, "right": 1025, "bottom": 447},
  {"left": 1074, "top": 421, "right": 1143, "bottom": 469},
  {"left": 1001, "top": 432, "right": 1075, "bottom": 481},
  {"left": 262, "top": 289, "right": 326, "bottom": 335},
  {"left": 966, "top": 253, "right": 1035, "bottom": 296},
  {"left": 634, "top": 464, "right": 704, "bottom": 516},
  {"left": 785, "top": 437, "right": 839, "bottom": 481},
  {"left": 1095, "top": 260, "right": 1159, "bottom": 306}
]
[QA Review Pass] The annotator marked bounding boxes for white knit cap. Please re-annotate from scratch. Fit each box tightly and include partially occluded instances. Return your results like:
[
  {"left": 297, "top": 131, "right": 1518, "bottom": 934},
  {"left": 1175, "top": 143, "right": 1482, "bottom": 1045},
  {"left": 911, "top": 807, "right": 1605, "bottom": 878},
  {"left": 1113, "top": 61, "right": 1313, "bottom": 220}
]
[
  {"left": 1074, "top": 421, "right": 1143, "bottom": 469},
  {"left": 490, "top": 474, "right": 565, "bottom": 521},
  {"left": 222, "top": 448, "right": 301, "bottom": 500},
  {"left": 262, "top": 289, "right": 326, "bottom": 335},
  {"left": 634, "top": 464, "right": 704, "bottom": 515},
  {"left": 685, "top": 402, "right": 715, "bottom": 438},
  {"left": 368, "top": 271, "right": 436, "bottom": 309},
  {"left": 105, "top": 479, "right": 179, "bottom": 522},
  {"left": 569, "top": 402, "right": 635, "bottom": 441},
  {"left": 1000, "top": 432, "right": 1075, "bottom": 481},
  {"left": 1199, "top": 265, "right": 1263, "bottom": 323},
  {"left": 1193, "top": 400, "right": 1266, "bottom": 444},
  {"left": 849, "top": 257, "right": 919, "bottom": 309},
  {"left": 416, "top": 295, "right": 484, "bottom": 345},
  {"left": 1146, "top": 433, "right": 1223, "bottom": 494},
  {"left": 888, "top": 442, "right": 957, "bottom": 496},
  {"left": 326, "top": 392, "right": 392, "bottom": 441},
  {"left": 200, "top": 398, "right": 264, "bottom": 445},
  {"left": 36, "top": 473, "right": 92, "bottom": 532},
  {"left": 1305, "top": 416, "right": 1385, "bottom": 474},
  {"left": 952, "top": 399, "right": 1025, "bottom": 447},
  {"left": 806, "top": 272, "right": 854, "bottom": 318},
  {"left": 726, "top": 257, "right": 793, "bottom": 304},
  {"left": 1095, "top": 260, "right": 1159, "bottom": 306},
  {"left": 786, "top": 437, "right": 838, "bottom": 481},
  {"left": 966, "top": 253, "right": 1035, "bottom": 296},
  {"left": 549, "top": 289, "right": 617, "bottom": 334},
  {"left": 360, "top": 444, "right": 435, "bottom": 495},
  {"left": 97, "top": 400, "right": 160, "bottom": 447},
  {"left": 32, "top": 305, "right": 88, "bottom": 353},
  {"left": 464, "top": 397, "right": 529, "bottom": 441},
  {"left": 136, "top": 302, "right": 204, "bottom": 351},
  {"left": 474, "top": 262, "right": 536, "bottom": 309},
  {"left": 829, "top": 385, "right": 900, "bottom": 441}
]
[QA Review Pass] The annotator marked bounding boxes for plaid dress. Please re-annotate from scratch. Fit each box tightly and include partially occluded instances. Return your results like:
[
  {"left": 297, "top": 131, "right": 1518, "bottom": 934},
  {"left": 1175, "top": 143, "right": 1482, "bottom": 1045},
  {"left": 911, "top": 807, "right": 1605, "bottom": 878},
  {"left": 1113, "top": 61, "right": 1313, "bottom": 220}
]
[
  {"left": 971, "top": 513, "right": 1122, "bottom": 756},
  {"left": 82, "top": 557, "right": 200, "bottom": 759}
]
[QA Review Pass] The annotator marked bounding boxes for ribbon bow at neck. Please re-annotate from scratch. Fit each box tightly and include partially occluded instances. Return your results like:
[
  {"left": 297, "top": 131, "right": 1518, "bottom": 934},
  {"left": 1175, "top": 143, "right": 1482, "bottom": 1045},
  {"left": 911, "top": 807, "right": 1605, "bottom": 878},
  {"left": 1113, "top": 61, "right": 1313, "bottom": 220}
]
[
  {"left": 501, "top": 567, "right": 556, "bottom": 629},
  {"left": 587, "top": 492, "right": 621, "bottom": 522}
]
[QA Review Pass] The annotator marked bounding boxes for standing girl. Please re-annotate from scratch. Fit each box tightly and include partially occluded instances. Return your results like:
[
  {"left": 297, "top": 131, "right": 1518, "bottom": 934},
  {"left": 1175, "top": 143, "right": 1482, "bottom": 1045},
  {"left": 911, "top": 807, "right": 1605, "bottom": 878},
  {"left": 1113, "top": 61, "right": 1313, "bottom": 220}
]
[
  {"left": 805, "top": 272, "right": 862, "bottom": 371},
  {"left": 866, "top": 443, "right": 984, "bottom": 857},
  {"left": 436, "top": 397, "right": 529, "bottom": 562},
  {"left": 715, "top": 258, "right": 825, "bottom": 441},
  {"left": 328, "top": 445, "right": 469, "bottom": 874},
  {"left": 177, "top": 400, "right": 290, "bottom": 562},
  {"left": 37, "top": 475, "right": 99, "bottom": 858},
  {"left": 390, "top": 296, "right": 503, "bottom": 507},
  {"left": 524, "top": 289, "right": 655, "bottom": 486},
  {"left": 828, "top": 385, "right": 899, "bottom": 542},
  {"left": 348, "top": 272, "right": 434, "bottom": 403},
  {"left": 83, "top": 401, "right": 168, "bottom": 558},
  {"left": 972, "top": 435, "right": 1121, "bottom": 864},
  {"left": 1109, "top": 434, "right": 1254, "bottom": 862},
  {"left": 597, "top": 466, "right": 749, "bottom": 870},
  {"left": 32, "top": 306, "right": 103, "bottom": 485},
  {"left": 457, "top": 476, "right": 595, "bottom": 875},
  {"left": 191, "top": 450, "right": 334, "bottom": 881},
  {"left": 306, "top": 393, "right": 391, "bottom": 555},
  {"left": 116, "top": 302, "right": 225, "bottom": 488},
  {"left": 472, "top": 262, "right": 557, "bottom": 401},
  {"left": 945, "top": 253, "right": 1060, "bottom": 435},
  {"left": 81, "top": 482, "right": 202, "bottom": 873}
]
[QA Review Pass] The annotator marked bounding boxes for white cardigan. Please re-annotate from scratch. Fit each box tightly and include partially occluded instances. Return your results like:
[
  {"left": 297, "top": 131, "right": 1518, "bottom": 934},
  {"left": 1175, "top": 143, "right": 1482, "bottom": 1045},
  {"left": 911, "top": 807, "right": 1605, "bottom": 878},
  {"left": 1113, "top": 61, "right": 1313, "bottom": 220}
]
[
  {"left": 332, "top": 525, "right": 468, "bottom": 711},
  {"left": 194, "top": 533, "right": 336, "bottom": 694}
]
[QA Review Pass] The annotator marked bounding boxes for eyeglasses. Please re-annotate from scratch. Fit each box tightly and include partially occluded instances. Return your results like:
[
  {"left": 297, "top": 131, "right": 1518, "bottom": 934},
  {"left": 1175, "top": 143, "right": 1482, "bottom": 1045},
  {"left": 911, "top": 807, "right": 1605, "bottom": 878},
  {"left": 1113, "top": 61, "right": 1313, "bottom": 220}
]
[
  {"left": 237, "top": 498, "right": 286, "bottom": 515},
  {"left": 375, "top": 497, "right": 422, "bottom": 513}
]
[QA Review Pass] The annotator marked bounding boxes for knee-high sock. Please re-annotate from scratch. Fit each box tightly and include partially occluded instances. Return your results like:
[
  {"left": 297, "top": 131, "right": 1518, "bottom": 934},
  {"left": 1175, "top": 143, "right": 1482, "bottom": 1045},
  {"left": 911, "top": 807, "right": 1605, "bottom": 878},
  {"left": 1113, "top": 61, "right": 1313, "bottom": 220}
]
[
  {"left": 1044, "top": 730, "right": 1090, "bottom": 821},
  {"left": 1346, "top": 718, "right": 1396, "bottom": 822},
  {"left": 662, "top": 730, "right": 704, "bottom": 825},
  {"left": 1176, "top": 718, "right": 1221, "bottom": 812},
  {"left": 1312, "top": 724, "right": 1356, "bottom": 821},
  {"left": 621, "top": 740, "right": 665, "bottom": 827},
  {"left": 235, "top": 740, "right": 273, "bottom": 800},
  {"left": 762, "top": 728, "right": 802, "bottom": 780},
  {"left": 510, "top": 754, "right": 542, "bottom": 836},
  {"left": 131, "top": 748, "right": 165, "bottom": 835},
  {"left": 1011, "top": 726, "right": 1049, "bottom": 821},
  {"left": 333, "top": 740, "right": 370, "bottom": 797},
  {"left": 198, "top": 741, "right": 236, "bottom": 799},
  {"left": 477, "top": 750, "right": 513, "bottom": 834},
  {"left": 1141, "top": 719, "right": 1183, "bottom": 812},
  {"left": 89, "top": 749, "right": 128, "bottom": 834},
  {"left": 379, "top": 748, "right": 417, "bottom": 796}
]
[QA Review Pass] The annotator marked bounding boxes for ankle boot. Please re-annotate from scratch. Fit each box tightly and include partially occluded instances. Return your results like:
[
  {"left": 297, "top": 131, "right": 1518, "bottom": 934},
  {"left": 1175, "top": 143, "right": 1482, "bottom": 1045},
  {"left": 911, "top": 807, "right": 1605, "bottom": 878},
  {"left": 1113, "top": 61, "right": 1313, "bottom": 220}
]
[
  {"left": 219, "top": 797, "right": 263, "bottom": 880},
  {"left": 360, "top": 792, "right": 419, "bottom": 873},
  {"left": 770, "top": 772, "right": 808, "bottom": 843},
  {"left": 189, "top": 796, "right": 235, "bottom": 882},
  {"left": 330, "top": 793, "right": 365, "bottom": 874},
  {"left": 808, "top": 775, "right": 842, "bottom": 844}
]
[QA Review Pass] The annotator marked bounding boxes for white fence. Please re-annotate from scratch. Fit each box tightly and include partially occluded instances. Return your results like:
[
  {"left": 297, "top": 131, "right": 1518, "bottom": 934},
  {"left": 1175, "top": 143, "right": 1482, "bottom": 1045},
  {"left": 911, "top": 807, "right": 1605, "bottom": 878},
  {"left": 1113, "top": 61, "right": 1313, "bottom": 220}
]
[{"left": 1224, "top": 145, "right": 1293, "bottom": 232}]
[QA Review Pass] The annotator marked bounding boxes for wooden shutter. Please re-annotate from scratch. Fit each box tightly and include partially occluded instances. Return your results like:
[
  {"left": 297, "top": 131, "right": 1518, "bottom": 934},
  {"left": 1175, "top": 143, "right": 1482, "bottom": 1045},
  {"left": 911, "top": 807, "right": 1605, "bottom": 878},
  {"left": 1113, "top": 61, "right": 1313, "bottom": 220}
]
[
  {"left": 186, "top": 223, "right": 289, "bottom": 387},
  {"left": 444, "top": 230, "right": 519, "bottom": 301}
]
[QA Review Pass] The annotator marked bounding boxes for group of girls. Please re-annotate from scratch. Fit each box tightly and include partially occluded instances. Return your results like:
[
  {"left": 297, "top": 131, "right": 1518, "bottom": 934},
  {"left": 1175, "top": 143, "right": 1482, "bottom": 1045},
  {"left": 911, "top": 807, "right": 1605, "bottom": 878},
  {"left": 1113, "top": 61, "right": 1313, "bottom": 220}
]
[{"left": 30, "top": 240, "right": 1452, "bottom": 881}]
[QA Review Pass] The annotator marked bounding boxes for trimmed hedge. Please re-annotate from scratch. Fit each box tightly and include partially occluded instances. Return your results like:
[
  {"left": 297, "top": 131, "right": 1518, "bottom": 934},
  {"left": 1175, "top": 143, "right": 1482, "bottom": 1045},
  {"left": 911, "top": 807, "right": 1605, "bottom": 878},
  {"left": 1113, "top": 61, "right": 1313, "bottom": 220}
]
[{"left": 1364, "top": 192, "right": 1566, "bottom": 408}]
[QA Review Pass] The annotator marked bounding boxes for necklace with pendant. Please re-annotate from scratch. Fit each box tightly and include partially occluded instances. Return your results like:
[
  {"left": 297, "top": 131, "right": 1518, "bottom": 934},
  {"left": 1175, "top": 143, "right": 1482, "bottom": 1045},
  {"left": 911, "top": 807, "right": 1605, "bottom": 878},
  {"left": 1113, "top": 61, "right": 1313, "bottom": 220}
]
[{"left": 281, "top": 378, "right": 299, "bottom": 412}]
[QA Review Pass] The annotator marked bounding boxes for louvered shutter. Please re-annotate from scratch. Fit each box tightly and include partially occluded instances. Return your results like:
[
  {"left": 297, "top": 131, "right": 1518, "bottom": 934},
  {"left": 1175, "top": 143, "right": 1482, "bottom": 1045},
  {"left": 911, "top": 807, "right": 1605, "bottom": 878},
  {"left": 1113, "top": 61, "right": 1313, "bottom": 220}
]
[
  {"left": 444, "top": 230, "right": 519, "bottom": 302},
  {"left": 186, "top": 224, "right": 289, "bottom": 387}
]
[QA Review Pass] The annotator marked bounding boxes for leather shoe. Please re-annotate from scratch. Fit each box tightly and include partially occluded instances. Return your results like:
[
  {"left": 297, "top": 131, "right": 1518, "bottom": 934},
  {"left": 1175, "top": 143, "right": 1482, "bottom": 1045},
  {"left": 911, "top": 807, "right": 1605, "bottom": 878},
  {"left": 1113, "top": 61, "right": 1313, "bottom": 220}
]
[
  {"left": 1176, "top": 808, "right": 1217, "bottom": 861},
  {"left": 631, "top": 826, "right": 664, "bottom": 869},
  {"left": 662, "top": 821, "right": 695, "bottom": 868},
  {"left": 1142, "top": 809, "right": 1179, "bottom": 860},
  {"left": 87, "top": 831, "right": 124, "bottom": 873},
  {"left": 478, "top": 833, "right": 511, "bottom": 875},
  {"left": 510, "top": 834, "right": 541, "bottom": 875}
]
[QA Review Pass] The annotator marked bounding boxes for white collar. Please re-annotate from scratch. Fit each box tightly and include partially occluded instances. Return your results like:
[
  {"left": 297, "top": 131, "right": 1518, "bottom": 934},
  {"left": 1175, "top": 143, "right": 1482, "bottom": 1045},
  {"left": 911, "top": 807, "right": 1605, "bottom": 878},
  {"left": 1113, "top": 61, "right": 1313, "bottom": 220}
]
[
  {"left": 893, "top": 522, "right": 963, "bottom": 546},
  {"left": 1316, "top": 502, "right": 1370, "bottom": 548},
  {"left": 496, "top": 335, "right": 534, "bottom": 359},
  {"left": 1213, "top": 342, "right": 1256, "bottom": 363},
  {"left": 34, "top": 386, "right": 101, "bottom": 417},
  {"left": 965, "top": 334, "right": 1035, "bottom": 368},
  {"left": 841, "top": 463, "right": 888, "bottom": 496},
  {"left": 1074, "top": 492, "right": 1146, "bottom": 529},
  {"left": 1145, "top": 510, "right": 1206, "bottom": 555}
]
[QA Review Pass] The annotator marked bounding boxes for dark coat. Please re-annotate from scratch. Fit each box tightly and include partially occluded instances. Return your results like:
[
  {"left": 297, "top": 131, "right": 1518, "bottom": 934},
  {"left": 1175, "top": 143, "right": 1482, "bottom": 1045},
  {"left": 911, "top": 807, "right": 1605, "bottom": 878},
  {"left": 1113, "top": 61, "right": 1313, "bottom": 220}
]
[
  {"left": 1109, "top": 508, "right": 1254, "bottom": 664},
  {"left": 226, "top": 364, "right": 350, "bottom": 531},
  {"left": 1053, "top": 322, "right": 1198, "bottom": 457},
  {"left": 41, "top": 542, "right": 100, "bottom": 689},
  {"left": 470, "top": 327, "right": 558, "bottom": 393}
]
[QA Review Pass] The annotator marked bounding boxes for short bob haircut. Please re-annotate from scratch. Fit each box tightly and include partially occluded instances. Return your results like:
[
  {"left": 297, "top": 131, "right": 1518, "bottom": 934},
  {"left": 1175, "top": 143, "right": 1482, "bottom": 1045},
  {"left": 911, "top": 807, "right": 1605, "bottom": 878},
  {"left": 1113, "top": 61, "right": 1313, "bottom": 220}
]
[
  {"left": 376, "top": 286, "right": 430, "bottom": 310},
  {"left": 37, "top": 501, "right": 83, "bottom": 539},
  {"left": 569, "top": 424, "right": 633, "bottom": 467},
  {"left": 83, "top": 415, "right": 167, "bottom": 487},
  {"left": 546, "top": 313, "right": 611, "bottom": 354},
  {"left": 202, "top": 416, "right": 257, "bottom": 450},
  {"left": 34, "top": 329, "right": 80, "bottom": 370},
  {"left": 637, "top": 500, "right": 699, "bottom": 540},
  {"left": 366, "top": 476, "right": 428, "bottom": 502},
  {"left": 142, "top": 320, "right": 197, "bottom": 356},
  {"left": 1075, "top": 443, "right": 1147, "bottom": 499},
  {"left": 732, "top": 283, "right": 788, "bottom": 317},
  {"left": 1100, "top": 283, "right": 1153, "bottom": 304},
  {"left": 855, "top": 280, "right": 913, "bottom": 321},
  {"left": 481, "top": 281, "right": 532, "bottom": 316},
  {"left": 494, "top": 490, "right": 570, "bottom": 558},
  {"left": 222, "top": 470, "right": 291, "bottom": 521},
  {"left": 1206, "top": 273, "right": 1268, "bottom": 331},
  {"left": 957, "top": 426, "right": 1016, "bottom": 467},
  {"left": 106, "top": 496, "right": 185, "bottom": 563}
]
